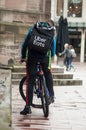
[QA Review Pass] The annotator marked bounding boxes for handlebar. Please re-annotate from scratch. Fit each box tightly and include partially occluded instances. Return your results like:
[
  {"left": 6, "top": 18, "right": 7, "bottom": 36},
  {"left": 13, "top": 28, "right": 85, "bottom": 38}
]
[{"left": 20, "top": 59, "right": 27, "bottom": 63}]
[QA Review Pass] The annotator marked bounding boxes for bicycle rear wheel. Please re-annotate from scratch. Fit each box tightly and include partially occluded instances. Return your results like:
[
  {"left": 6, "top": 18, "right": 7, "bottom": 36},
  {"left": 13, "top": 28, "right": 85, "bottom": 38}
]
[
  {"left": 19, "top": 76, "right": 42, "bottom": 107},
  {"left": 19, "top": 76, "right": 49, "bottom": 117}
]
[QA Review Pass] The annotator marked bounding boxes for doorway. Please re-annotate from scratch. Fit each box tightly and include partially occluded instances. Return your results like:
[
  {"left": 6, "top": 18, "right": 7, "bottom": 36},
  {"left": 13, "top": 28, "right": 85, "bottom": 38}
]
[{"left": 69, "top": 31, "right": 81, "bottom": 61}]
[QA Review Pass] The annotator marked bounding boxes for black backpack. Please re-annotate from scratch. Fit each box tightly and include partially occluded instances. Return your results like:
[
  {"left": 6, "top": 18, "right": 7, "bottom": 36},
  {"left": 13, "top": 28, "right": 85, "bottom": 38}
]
[{"left": 28, "top": 22, "right": 54, "bottom": 54}]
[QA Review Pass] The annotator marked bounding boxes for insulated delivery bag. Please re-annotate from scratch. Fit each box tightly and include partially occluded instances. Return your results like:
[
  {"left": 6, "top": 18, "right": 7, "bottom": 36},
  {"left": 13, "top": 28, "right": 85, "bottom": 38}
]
[{"left": 28, "top": 22, "right": 54, "bottom": 54}]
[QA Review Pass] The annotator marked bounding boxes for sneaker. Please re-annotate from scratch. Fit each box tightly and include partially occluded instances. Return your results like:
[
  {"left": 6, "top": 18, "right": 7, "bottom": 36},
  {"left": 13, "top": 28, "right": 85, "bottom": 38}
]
[
  {"left": 73, "top": 67, "right": 77, "bottom": 72},
  {"left": 20, "top": 105, "right": 32, "bottom": 115},
  {"left": 48, "top": 96, "right": 54, "bottom": 105},
  {"left": 66, "top": 67, "right": 70, "bottom": 71}
]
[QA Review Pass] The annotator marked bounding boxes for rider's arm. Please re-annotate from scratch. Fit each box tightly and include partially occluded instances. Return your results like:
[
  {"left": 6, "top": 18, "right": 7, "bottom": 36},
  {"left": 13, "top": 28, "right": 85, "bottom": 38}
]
[
  {"left": 21, "top": 28, "right": 32, "bottom": 59},
  {"left": 51, "top": 36, "right": 56, "bottom": 57}
]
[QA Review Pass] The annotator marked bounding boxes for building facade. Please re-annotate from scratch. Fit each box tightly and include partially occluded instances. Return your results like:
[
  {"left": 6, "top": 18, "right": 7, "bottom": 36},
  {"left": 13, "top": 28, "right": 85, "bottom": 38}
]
[
  {"left": 0, "top": 0, "right": 86, "bottom": 65},
  {"left": 51, "top": 0, "right": 86, "bottom": 62},
  {"left": 0, "top": 0, "right": 51, "bottom": 65}
]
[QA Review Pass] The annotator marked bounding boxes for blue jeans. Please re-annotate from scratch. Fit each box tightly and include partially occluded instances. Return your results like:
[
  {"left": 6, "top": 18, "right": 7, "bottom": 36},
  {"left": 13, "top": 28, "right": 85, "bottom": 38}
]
[
  {"left": 63, "top": 57, "right": 70, "bottom": 70},
  {"left": 69, "top": 57, "right": 74, "bottom": 69}
]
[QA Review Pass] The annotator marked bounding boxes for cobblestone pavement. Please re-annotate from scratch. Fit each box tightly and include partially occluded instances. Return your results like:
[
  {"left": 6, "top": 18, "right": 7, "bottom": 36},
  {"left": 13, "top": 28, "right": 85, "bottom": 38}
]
[{"left": 12, "top": 62, "right": 86, "bottom": 130}]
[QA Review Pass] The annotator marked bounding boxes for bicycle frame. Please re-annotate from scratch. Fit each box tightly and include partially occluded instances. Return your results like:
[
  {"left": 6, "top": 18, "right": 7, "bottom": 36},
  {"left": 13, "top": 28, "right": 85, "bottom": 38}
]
[{"left": 32, "top": 62, "right": 49, "bottom": 99}]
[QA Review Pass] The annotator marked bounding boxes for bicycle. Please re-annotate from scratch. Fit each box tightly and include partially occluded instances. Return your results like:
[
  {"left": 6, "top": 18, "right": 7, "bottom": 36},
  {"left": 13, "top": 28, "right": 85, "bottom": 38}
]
[{"left": 19, "top": 61, "right": 50, "bottom": 117}]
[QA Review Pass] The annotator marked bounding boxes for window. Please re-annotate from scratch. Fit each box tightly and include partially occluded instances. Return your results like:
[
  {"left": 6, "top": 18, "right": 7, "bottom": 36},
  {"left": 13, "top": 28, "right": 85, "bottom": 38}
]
[
  {"left": 57, "top": 0, "right": 64, "bottom": 16},
  {"left": 68, "top": 0, "right": 83, "bottom": 17}
]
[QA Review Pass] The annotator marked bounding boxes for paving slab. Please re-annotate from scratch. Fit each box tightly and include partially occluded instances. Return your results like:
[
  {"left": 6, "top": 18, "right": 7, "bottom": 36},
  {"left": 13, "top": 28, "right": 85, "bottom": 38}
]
[{"left": 12, "top": 62, "right": 86, "bottom": 130}]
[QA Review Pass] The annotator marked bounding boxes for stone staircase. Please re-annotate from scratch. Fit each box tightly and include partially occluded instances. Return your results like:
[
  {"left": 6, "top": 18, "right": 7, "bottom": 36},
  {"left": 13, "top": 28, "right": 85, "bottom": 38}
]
[{"left": 11, "top": 64, "right": 82, "bottom": 86}]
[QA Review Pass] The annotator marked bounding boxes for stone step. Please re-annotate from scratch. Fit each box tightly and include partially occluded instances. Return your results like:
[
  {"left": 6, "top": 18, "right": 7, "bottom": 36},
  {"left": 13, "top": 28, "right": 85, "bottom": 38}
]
[
  {"left": 11, "top": 65, "right": 82, "bottom": 86},
  {"left": 53, "top": 79, "right": 82, "bottom": 86},
  {"left": 12, "top": 78, "right": 82, "bottom": 86},
  {"left": 12, "top": 65, "right": 64, "bottom": 73},
  {"left": 12, "top": 72, "right": 73, "bottom": 79},
  {"left": 53, "top": 73, "right": 73, "bottom": 79}
]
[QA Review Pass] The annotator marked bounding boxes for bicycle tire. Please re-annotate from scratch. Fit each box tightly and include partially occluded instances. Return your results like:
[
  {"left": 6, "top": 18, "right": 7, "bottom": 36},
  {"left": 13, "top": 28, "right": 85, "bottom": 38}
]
[
  {"left": 19, "top": 75, "right": 49, "bottom": 117},
  {"left": 19, "top": 76, "right": 26, "bottom": 102},
  {"left": 40, "top": 76, "right": 49, "bottom": 117},
  {"left": 19, "top": 76, "right": 43, "bottom": 107}
]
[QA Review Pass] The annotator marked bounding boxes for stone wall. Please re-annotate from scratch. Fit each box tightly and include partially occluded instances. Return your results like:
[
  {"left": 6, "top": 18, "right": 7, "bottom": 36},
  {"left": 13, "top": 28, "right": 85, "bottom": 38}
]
[
  {"left": 0, "top": 0, "right": 5, "bottom": 8},
  {"left": 0, "top": 0, "right": 51, "bottom": 13},
  {"left": 0, "top": 24, "right": 26, "bottom": 65},
  {"left": 0, "top": 0, "right": 51, "bottom": 65},
  {"left": 0, "top": 69, "right": 11, "bottom": 129}
]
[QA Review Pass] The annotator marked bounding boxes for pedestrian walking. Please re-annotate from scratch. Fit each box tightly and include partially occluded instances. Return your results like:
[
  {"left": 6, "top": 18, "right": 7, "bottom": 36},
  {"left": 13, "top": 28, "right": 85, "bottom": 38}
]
[
  {"left": 69, "top": 44, "right": 76, "bottom": 71},
  {"left": 59, "top": 43, "right": 71, "bottom": 71}
]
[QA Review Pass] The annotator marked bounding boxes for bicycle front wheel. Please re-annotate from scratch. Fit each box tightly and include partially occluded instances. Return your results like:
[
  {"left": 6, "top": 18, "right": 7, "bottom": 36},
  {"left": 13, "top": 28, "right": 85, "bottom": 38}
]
[{"left": 40, "top": 76, "right": 49, "bottom": 117}]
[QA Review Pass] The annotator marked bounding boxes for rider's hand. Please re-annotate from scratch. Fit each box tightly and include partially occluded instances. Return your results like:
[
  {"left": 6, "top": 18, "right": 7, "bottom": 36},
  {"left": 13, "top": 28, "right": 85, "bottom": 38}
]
[
  {"left": 58, "top": 53, "right": 62, "bottom": 56},
  {"left": 20, "top": 58, "right": 26, "bottom": 63}
]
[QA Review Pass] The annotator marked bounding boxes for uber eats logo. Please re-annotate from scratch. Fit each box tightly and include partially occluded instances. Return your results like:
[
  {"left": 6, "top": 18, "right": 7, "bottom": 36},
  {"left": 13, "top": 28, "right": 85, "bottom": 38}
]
[{"left": 33, "top": 36, "right": 46, "bottom": 47}]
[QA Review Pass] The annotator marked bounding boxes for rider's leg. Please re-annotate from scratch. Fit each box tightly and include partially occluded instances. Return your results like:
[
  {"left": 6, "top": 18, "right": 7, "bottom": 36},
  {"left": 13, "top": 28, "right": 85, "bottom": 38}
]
[
  {"left": 20, "top": 58, "right": 37, "bottom": 115},
  {"left": 20, "top": 74, "right": 37, "bottom": 115}
]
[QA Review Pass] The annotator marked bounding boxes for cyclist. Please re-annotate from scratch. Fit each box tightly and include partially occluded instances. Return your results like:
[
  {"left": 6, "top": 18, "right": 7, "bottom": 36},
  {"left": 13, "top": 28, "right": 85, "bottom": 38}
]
[{"left": 20, "top": 19, "right": 56, "bottom": 115}]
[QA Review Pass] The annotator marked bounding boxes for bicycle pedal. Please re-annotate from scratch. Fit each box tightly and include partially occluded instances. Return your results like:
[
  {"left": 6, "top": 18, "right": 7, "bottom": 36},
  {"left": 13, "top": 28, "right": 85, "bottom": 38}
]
[
  {"left": 34, "top": 91, "right": 37, "bottom": 94},
  {"left": 48, "top": 96, "right": 54, "bottom": 105}
]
